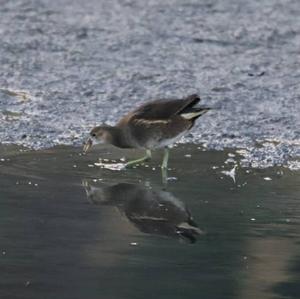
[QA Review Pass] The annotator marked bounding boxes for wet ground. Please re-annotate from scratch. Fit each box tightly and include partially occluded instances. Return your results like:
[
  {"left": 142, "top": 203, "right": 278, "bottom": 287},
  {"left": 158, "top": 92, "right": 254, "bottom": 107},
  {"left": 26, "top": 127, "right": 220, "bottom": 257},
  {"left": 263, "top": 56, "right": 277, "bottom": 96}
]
[
  {"left": 0, "top": 144, "right": 299, "bottom": 299},
  {"left": 0, "top": 0, "right": 300, "bottom": 168}
]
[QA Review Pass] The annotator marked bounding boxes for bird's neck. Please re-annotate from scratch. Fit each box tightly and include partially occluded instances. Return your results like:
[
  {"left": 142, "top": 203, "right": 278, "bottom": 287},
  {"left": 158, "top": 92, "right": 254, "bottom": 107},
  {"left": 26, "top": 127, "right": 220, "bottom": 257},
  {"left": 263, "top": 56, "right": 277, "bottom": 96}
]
[{"left": 108, "top": 126, "right": 132, "bottom": 148}]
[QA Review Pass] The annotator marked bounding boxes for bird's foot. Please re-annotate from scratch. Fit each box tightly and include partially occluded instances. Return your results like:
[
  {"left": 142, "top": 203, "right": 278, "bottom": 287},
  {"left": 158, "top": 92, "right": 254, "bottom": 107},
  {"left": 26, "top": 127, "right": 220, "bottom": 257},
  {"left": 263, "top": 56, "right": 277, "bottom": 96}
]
[{"left": 125, "top": 156, "right": 151, "bottom": 169}]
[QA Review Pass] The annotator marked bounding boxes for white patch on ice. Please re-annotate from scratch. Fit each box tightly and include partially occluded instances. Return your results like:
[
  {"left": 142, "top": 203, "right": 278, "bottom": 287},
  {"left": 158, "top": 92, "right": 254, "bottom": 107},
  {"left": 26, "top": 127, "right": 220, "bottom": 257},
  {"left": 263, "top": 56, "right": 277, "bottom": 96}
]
[
  {"left": 94, "top": 162, "right": 125, "bottom": 171},
  {"left": 221, "top": 165, "right": 237, "bottom": 183}
]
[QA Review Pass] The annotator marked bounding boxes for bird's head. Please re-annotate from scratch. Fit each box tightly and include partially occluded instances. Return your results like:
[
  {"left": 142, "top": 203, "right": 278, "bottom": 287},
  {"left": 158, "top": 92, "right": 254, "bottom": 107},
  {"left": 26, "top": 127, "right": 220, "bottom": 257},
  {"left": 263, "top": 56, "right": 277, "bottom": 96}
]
[{"left": 83, "top": 125, "right": 114, "bottom": 153}]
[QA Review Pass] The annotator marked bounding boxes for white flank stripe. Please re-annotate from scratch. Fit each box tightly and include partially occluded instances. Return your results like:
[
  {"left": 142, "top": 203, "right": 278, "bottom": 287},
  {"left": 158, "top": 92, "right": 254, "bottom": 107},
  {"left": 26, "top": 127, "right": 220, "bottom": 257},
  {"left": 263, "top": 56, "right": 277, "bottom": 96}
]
[{"left": 180, "top": 111, "right": 204, "bottom": 120}]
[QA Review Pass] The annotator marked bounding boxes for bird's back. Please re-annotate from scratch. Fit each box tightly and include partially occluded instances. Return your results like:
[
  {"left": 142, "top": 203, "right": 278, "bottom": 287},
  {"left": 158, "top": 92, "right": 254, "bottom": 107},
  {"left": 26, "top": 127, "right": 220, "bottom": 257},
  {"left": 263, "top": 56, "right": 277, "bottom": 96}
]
[
  {"left": 115, "top": 94, "right": 208, "bottom": 149},
  {"left": 118, "top": 94, "right": 201, "bottom": 123}
]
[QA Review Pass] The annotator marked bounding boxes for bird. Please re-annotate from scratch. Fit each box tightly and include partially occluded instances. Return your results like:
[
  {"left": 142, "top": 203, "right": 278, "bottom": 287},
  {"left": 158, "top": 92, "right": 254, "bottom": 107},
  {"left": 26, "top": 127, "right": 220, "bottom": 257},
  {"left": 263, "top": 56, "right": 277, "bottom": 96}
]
[
  {"left": 82, "top": 179, "right": 203, "bottom": 243},
  {"left": 83, "top": 94, "right": 210, "bottom": 170}
]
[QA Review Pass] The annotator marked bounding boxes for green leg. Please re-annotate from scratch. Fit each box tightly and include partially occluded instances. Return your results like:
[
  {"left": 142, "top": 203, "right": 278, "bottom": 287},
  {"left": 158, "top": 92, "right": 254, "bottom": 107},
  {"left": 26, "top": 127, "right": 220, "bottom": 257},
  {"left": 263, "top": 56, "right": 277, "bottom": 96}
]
[
  {"left": 125, "top": 150, "right": 152, "bottom": 168},
  {"left": 161, "top": 147, "right": 169, "bottom": 169},
  {"left": 161, "top": 148, "right": 169, "bottom": 187}
]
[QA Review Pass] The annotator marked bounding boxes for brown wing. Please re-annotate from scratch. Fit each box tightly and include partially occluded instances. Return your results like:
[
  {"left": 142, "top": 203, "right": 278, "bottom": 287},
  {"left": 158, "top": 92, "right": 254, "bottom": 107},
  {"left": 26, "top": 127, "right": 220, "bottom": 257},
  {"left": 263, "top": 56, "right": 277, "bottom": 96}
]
[
  {"left": 126, "top": 116, "right": 191, "bottom": 148},
  {"left": 115, "top": 94, "right": 200, "bottom": 147},
  {"left": 117, "top": 94, "right": 200, "bottom": 126}
]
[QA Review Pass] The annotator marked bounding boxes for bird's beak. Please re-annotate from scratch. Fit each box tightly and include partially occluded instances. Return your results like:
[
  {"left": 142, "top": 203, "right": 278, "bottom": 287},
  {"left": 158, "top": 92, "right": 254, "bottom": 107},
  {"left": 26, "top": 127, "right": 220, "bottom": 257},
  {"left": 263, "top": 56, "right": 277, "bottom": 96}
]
[{"left": 83, "top": 138, "right": 93, "bottom": 153}]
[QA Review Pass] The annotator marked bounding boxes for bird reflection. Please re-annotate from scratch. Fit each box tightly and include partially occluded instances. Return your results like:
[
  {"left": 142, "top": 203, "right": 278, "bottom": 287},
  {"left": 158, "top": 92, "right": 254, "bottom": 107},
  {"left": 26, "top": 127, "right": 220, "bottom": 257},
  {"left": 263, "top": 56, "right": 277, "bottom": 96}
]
[{"left": 82, "top": 180, "right": 203, "bottom": 243}]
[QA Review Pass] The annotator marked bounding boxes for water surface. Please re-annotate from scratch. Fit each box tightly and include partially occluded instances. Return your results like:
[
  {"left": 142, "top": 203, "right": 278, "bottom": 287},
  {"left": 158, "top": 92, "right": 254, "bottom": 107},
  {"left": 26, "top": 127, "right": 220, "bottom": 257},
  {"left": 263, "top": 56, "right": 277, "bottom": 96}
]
[{"left": 0, "top": 144, "right": 299, "bottom": 299}]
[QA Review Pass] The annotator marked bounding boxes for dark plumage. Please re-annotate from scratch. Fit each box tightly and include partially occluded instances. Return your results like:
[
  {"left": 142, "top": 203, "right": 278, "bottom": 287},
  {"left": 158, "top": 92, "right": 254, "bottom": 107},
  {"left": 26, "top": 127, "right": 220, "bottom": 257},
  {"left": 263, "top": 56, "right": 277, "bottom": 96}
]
[
  {"left": 83, "top": 180, "right": 203, "bottom": 243},
  {"left": 83, "top": 94, "right": 210, "bottom": 169}
]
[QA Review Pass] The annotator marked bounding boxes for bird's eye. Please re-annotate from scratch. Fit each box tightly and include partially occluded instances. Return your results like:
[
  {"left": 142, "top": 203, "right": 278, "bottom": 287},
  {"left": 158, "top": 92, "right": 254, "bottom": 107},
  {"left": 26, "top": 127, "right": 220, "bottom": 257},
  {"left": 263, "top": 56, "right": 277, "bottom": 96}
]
[{"left": 91, "top": 133, "right": 96, "bottom": 137}]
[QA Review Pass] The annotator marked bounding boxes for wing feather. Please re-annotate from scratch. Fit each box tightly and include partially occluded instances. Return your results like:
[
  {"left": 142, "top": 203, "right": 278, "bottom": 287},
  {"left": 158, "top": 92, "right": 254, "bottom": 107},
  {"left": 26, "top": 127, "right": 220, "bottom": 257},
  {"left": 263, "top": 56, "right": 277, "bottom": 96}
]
[{"left": 130, "top": 94, "right": 201, "bottom": 120}]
